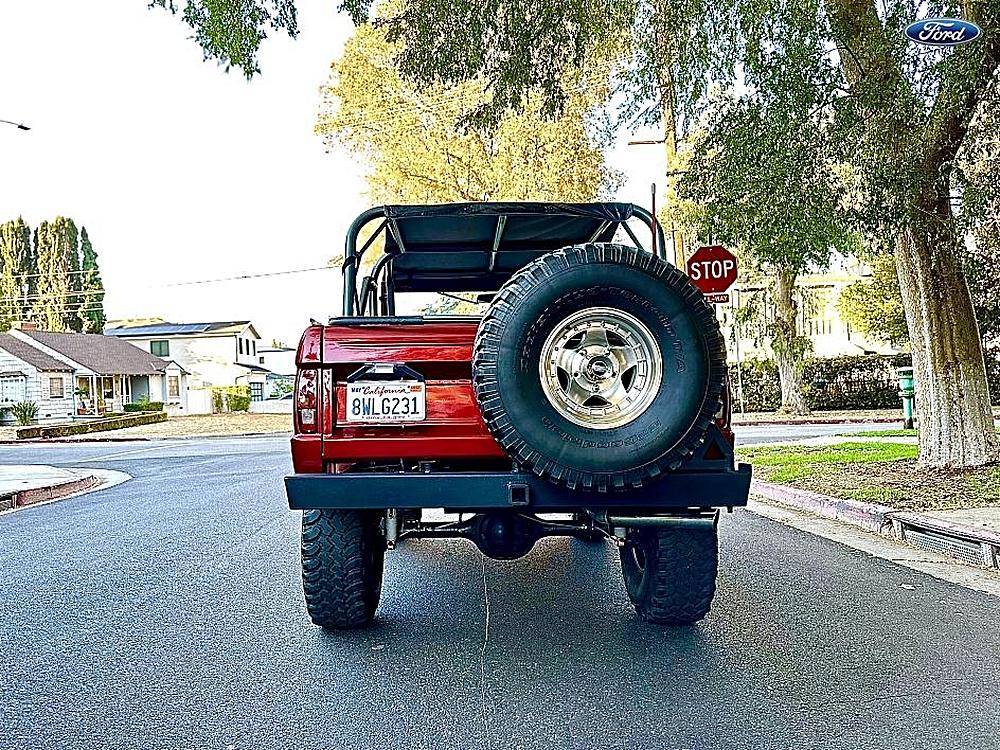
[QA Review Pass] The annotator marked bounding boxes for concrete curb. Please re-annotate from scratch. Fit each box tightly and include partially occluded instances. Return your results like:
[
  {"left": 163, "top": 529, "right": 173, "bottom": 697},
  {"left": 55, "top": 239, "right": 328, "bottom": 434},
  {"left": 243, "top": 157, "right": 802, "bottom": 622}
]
[
  {"left": 0, "top": 473, "right": 99, "bottom": 511},
  {"left": 752, "top": 480, "right": 1000, "bottom": 570},
  {"left": 0, "top": 431, "right": 290, "bottom": 445},
  {"left": 733, "top": 416, "right": 902, "bottom": 427}
]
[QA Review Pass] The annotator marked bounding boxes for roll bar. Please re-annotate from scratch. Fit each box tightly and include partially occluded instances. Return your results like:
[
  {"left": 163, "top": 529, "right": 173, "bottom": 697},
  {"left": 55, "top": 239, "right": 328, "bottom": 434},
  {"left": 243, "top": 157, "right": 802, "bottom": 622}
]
[{"left": 341, "top": 204, "right": 668, "bottom": 316}]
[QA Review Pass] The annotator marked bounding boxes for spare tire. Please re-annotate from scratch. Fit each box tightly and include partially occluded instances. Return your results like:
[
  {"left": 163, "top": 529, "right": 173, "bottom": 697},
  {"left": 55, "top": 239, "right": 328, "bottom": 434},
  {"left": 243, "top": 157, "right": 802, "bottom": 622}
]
[{"left": 473, "top": 243, "right": 726, "bottom": 492}]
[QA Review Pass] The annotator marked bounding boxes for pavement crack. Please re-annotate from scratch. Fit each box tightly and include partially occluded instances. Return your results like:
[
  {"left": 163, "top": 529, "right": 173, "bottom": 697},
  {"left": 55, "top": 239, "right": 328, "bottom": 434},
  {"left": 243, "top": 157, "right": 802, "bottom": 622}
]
[{"left": 479, "top": 555, "right": 493, "bottom": 750}]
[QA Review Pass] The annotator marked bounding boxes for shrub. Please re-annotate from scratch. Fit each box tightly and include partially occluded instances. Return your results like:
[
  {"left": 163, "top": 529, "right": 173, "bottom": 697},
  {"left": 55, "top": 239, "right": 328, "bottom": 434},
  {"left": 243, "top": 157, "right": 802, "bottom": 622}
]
[
  {"left": 732, "top": 358, "right": 781, "bottom": 412},
  {"left": 802, "top": 354, "right": 911, "bottom": 411},
  {"left": 209, "top": 385, "right": 251, "bottom": 413},
  {"left": 227, "top": 387, "right": 251, "bottom": 412},
  {"left": 986, "top": 346, "right": 1000, "bottom": 405},
  {"left": 16, "top": 411, "right": 167, "bottom": 440},
  {"left": 730, "top": 354, "right": 912, "bottom": 412},
  {"left": 123, "top": 401, "right": 164, "bottom": 413},
  {"left": 12, "top": 401, "right": 39, "bottom": 426}
]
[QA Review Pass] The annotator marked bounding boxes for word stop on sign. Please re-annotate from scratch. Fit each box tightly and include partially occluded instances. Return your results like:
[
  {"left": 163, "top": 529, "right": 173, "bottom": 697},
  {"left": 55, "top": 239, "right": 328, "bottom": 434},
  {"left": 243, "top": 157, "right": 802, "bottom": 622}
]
[{"left": 685, "top": 245, "right": 739, "bottom": 296}]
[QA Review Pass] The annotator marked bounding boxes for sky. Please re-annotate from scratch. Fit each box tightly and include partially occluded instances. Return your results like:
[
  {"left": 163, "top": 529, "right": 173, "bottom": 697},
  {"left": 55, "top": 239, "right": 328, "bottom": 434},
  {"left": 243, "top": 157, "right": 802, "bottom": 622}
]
[{"left": 0, "top": 0, "right": 663, "bottom": 345}]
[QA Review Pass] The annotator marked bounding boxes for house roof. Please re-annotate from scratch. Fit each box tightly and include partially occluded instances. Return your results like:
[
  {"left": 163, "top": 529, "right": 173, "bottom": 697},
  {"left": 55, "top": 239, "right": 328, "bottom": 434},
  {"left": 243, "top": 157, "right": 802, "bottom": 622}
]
[
  {"left": 17, "top": 330, "right": 173, "bottom": 376},
  {"left": 0, "top": 333, "right": 74, "bottom": 372},
  {"left": 104, "top": 320, "right": 258, "bottom": 338}
]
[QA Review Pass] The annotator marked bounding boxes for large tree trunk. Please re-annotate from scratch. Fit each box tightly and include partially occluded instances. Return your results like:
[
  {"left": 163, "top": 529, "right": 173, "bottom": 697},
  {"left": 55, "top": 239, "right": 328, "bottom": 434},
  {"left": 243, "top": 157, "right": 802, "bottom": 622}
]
[
  {"left": 772, "top": 267, "right": 811, "bottom": 415},
  {"left": 895, "top": 210, "right": 999, "bottom": 467}
]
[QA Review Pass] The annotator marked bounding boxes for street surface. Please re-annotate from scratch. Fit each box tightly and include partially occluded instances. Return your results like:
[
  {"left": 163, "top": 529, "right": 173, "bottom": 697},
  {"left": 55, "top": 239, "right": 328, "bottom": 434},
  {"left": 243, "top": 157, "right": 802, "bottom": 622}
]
[{"left": 2, "top": 426, "right": 998, "bottom": 749}]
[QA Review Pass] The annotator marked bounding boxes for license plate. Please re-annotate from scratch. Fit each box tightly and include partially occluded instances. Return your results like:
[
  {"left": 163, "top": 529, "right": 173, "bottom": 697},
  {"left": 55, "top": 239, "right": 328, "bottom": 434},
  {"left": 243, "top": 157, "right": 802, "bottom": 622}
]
[{"left": 345, "top": 381, "right": 426, "bottom": 423}]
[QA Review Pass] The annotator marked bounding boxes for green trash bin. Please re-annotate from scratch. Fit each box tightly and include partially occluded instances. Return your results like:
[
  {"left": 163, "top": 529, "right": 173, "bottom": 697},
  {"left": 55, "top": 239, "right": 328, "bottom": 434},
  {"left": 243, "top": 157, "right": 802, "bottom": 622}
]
[{"left": 897, "top": 366, "right": 915, "bottom": 430}]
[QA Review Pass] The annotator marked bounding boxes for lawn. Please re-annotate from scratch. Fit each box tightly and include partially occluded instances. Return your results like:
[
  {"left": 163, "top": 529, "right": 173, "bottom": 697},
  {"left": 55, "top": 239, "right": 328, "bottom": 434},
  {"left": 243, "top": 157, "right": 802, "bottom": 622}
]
[
  {"left": 740, "top": 441, "right": 1000, "bottom": 511},
  {"left": 844, "top": 427, "right": 1000, "bottom": 438}
]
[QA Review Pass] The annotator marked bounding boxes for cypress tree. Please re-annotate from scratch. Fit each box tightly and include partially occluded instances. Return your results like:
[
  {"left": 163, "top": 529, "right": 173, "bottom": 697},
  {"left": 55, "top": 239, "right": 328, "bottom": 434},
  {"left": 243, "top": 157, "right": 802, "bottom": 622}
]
[
  {"left": 78, "top": 227, "right": 106, "bottom": 332},
  {"left": 0, "top": 218, "right": 32, "bottom": 331},
  {"left": 32, "top": 218, "right": 79, "bottom": 332},
  {"left": 61, "top": 218, "right": 81, "bottom": 332}
]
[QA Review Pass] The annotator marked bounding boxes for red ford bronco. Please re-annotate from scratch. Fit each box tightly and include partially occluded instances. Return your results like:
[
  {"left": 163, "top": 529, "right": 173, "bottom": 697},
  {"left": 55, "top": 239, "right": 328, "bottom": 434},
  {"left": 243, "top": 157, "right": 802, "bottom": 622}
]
[{"left": 286, "top": 202, "right": 751, "bottom": 628}]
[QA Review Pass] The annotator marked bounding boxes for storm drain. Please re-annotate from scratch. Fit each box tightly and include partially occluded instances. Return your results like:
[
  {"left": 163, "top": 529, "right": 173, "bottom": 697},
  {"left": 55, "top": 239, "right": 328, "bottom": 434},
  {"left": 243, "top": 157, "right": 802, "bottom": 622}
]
[{"left": 902, "top": 526, "right": 988, "bottom": 567}]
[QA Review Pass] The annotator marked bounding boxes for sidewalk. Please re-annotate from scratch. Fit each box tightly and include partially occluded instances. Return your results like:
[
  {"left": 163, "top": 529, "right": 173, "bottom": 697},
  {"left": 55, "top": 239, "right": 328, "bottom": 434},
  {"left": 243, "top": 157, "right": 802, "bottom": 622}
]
[
  {"left": 0, "top": 465, "right": 119, "bottom": 512},
  {"left": 752, "top": 480, "right": 1000, "bottom": 570}
]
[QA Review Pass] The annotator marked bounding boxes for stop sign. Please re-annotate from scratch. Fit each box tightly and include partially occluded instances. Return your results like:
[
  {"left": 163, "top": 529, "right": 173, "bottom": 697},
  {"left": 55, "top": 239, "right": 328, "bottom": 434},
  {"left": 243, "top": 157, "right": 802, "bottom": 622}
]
[{"left": 686, "top": 245, "right": 738, "bottom": 294}]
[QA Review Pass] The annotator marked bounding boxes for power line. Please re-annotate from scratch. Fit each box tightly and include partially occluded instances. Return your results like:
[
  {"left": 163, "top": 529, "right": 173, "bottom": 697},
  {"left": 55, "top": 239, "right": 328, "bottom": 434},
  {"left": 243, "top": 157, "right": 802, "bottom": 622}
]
[
  {"left": 0, "top": 288, "right": 106, "bottom": 304},
  {"left": 159, "top": 265, "right": 334, "bottom": 287},
  {"left": 7, "top": 263, "right": 335, "bottom": 285}
]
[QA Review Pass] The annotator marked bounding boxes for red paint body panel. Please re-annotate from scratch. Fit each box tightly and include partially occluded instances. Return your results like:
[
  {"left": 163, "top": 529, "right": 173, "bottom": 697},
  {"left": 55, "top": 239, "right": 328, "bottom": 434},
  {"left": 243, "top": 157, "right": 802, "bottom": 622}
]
[
  {"left": 289, "top": 318, "right": 736, "bottom": 473},
  {"left": 290, "top": 320, "right": 505, "bottom": 472}
]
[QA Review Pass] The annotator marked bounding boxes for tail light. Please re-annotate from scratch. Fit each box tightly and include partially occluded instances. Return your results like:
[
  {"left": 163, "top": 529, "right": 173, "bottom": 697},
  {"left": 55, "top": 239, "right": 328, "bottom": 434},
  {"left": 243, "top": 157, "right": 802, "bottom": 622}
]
[{"left": 295, "top": 368, "right": 318, "bottom": 434}]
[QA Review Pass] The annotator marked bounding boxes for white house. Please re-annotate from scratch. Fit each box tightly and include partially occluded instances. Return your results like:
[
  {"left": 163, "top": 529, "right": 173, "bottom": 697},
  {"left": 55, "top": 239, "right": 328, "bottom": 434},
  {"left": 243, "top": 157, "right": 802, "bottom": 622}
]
[
  {"left": 256, "top": 345, "right": 296, "bottom": 399},
  {"left": 104, "top": 320, "right": 272, "bottom": 409},
  {"left": 0, "top": 324, "right": 189, "bottom": 422},
  {"left": 0, "top": 331, "right": 76, "bottom": 423}
]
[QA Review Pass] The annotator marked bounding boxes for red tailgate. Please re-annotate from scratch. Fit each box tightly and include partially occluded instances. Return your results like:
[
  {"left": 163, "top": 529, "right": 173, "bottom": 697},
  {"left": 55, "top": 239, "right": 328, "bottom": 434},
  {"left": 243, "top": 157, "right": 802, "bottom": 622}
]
[{"left": 319, "top": 319, "right": 505, "bottom": 465}]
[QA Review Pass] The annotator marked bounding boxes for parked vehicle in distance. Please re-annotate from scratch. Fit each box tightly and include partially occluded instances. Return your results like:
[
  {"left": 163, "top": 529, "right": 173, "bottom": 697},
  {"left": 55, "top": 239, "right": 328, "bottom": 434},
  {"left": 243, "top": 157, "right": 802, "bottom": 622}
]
[{"left": 285, "top": 202, "right": 752, "bottom": 628}]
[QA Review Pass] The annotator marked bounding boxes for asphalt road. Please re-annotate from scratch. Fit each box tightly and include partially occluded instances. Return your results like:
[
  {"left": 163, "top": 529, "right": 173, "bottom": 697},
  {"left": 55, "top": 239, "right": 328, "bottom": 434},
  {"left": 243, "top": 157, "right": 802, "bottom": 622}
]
[{"left": 2, "top": 429, "right": 999, "bottom": 750}]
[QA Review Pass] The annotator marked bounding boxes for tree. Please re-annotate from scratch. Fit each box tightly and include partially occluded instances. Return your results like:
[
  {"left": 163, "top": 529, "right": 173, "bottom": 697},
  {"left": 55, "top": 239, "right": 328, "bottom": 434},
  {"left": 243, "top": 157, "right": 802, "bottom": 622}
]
[
  {"left": 364, "top": 0, "right": 1000, "bottom": 468},
  {"left": 677, "top": 89, "right": 858, "bottom": 414},
  {"left": 316, "top": 23, "right": 619, "bottom": 205},
  {"left": 837, "top": 255, "right": 909, "bottom": 349},
  {"left": 150, "top": 0, "right": 298, "bottom": 77},
  {"left": 0, "top": 218, "right": 32, "bottom": 331},
  {"left": 167, "top": 0, "right": 1000, "bottom": 467},
  {"left": 78, "top": 227, "right": 106, "bottom": 333},
  {"left": 32, "top": 217, "right": 80, "bottom": 332}
]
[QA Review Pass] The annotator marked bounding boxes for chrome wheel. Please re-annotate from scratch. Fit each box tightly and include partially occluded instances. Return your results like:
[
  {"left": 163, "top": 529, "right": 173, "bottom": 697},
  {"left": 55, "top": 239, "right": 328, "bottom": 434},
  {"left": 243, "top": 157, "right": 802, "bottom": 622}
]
[{"left": 539, "top": 307, "right": 663, "bottom": 430}]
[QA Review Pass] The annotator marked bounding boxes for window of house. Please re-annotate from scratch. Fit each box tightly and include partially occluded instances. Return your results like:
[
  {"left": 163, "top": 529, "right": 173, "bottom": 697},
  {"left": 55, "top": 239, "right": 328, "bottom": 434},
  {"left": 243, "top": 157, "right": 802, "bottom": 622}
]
[
  {"left": 238, "top": 338, "right": 244, "bottom": 355},
  {"left": 167, "top": 376, "right": 180, "bottom": 400},
  {"left": 0, "top": 374, "right": 26, "bottom": 402},
  {"left": 251, "top": 340, "right": 256, "bottom": 356},
  {"left": 150, "top": 340, "right": 170, "bottom": 357},
  {"left": 49, "top": 375, "right": 65, "bottom": 398},
  {"left": 250, "top": 381, "right": 263, "bottom": 402}
]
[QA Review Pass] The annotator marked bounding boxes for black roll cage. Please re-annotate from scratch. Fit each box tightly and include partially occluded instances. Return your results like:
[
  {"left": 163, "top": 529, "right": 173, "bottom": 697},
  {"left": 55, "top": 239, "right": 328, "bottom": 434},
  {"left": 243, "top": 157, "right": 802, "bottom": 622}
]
[{"left": 341, "top": 203, "right": 667, "bottom": 317}]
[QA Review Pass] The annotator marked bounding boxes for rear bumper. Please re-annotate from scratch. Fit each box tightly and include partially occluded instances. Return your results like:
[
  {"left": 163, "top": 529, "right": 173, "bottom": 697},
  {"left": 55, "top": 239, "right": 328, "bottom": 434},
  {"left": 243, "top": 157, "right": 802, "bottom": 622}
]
[{"left": 285, "top": 464, "right": 752, "bottom": 511}]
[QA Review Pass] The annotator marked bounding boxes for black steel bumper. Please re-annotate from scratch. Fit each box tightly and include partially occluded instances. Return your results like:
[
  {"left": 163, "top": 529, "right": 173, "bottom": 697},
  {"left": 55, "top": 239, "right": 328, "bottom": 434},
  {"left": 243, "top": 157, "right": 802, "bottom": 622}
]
[{"left": 285, "top": 464, "right": 752, "bottom": 512}]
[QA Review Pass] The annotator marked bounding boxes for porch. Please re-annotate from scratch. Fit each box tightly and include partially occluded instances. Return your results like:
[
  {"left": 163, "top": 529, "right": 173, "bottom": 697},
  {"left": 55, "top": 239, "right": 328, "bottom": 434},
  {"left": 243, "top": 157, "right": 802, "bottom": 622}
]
[{"left": 74, "top": 374, "right": 151, "bottom": 416}]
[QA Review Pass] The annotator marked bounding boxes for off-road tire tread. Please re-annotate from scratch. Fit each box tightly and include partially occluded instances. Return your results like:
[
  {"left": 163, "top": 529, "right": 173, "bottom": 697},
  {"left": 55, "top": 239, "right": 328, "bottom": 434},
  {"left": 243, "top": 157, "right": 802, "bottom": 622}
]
[
  {"left": 625, "top": 525, "right": 718, "bottom": 625},
  {"left": 473, "top": 243, "right": 727, "bottom": 492},
  {"left": 301, "top": 509, "right": 383, "bottom": 629}
]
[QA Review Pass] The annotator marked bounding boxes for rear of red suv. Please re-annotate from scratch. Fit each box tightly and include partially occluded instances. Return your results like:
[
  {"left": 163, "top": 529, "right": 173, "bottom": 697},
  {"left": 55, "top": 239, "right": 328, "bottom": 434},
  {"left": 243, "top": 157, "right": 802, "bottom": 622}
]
[{"left": 285, "top": 202, "right": 751, "bottom": 630}]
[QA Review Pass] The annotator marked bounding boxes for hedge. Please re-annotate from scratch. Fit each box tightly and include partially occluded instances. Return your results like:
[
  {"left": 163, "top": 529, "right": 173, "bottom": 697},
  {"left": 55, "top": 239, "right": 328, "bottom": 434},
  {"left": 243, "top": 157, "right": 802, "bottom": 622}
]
[
  {"left": 733, "top": 354, "right": 913, "bottom": 412},
  {"left": 209, "top": 385, "right": 251, "bottom": 413},
  {"left": 123, "top": 401, "right": 164, "bottom": 413},
  {"left": 16, "top": 411, "right": 167, "bottom": 440}
]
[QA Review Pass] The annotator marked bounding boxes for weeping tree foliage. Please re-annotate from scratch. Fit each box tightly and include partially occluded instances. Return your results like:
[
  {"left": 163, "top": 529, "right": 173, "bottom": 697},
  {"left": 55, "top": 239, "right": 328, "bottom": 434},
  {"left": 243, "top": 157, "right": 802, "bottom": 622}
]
[
  {"left": 676, "top": 84, "right": 859, "bottom": 414},
  {"left": 317, "top": 14, "right": 619, "bottom": 319},
  {"left": 150, "top": 0, "right": 298, "bottom": 77}
]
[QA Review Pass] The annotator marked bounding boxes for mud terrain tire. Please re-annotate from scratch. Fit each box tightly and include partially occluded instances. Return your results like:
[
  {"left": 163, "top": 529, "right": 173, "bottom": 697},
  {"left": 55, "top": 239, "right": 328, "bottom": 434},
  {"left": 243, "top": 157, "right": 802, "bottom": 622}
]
[
  {"left": 620, "top": 522, "right": 718, "bottom": 625},
  {"left": 473, "top": 243, "right": 726, "bottom": 492},
  {"left": 301, "top": 509, "right": 385, "bottom": 629}
]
